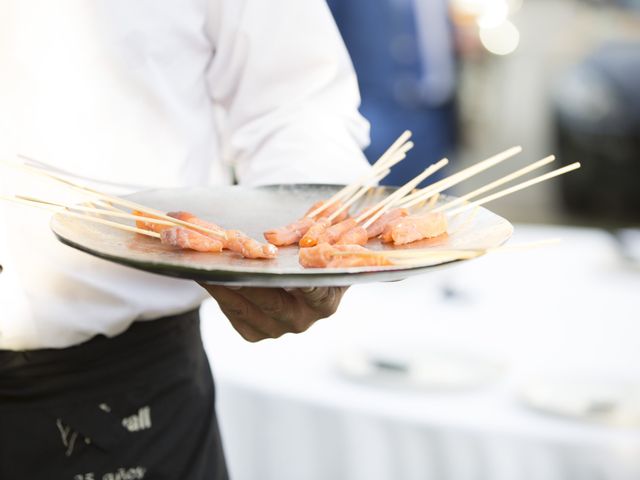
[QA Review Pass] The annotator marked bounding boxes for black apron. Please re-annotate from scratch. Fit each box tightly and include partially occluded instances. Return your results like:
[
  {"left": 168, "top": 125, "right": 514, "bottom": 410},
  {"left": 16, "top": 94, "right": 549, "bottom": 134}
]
[{"left": 0, "top": 309, "right": 229, "bottom": 480}]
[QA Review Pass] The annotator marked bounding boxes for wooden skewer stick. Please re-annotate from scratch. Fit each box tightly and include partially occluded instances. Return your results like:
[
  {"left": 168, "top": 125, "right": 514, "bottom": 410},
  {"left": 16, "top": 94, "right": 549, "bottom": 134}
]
[
  {"left": 15, "top": 195, "right": 181, "bottom": 229},
  {"left": 447, "top": 163, "right": 581, "bottom": 216},
  {"left": 94, "top": 200, "right": 127, "bottom": 213},
  {"left": 1, "top": 160, "right": 227, "bottom": 240},
  {"left": 11, "top": 156, "right": 125, "bottom": 215},
  {"left": 0, "top": 194, "right": 161, "bottom": 238},
  {"left": 320, "top": 145, "right": 412, "bottom": 220},
  {"left": 369, "top": 130, "right": 412, "bottom": 172},
  {"left": 360, "top": 158, "right": 449, "bottom": 228},
  {"left": 376, "top": 140, "right": 414, "bottom": 172},
  {"left": 328, "top": 169, "right": 389, "bottom": 221},
  {"left": 409, "top": 192, "right": 440, "bottom": 212},
  {"left": 305, "top": 131, "right": 413, "bottom": 218},
  {"left": 356, "top": 166, "right": 437, "bottom": 225},
  {"left": 433, "top": 155, "right": 556, "bottom": 213},
  {"left": 399, "top": 146, "right": 523, "bottom": 209},
  {"left": 332, "top": 239, "right": 561, "bottom": 261}
]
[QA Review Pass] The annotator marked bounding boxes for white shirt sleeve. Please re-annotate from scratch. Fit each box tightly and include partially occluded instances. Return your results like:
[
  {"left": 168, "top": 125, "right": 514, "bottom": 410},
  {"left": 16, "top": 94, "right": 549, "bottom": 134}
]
[{"left": 206, "top": 0, "right": 372, "bottom": 187}]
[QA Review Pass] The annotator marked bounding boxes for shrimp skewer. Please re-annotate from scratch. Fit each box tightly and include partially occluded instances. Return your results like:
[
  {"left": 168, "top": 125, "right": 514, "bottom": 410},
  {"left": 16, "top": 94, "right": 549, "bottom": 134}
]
[
  {"left": 298, "top": 244, "right": 394, "bottom": 268},
  {"left": 380, "top": 212, "right": 448, "bottom": 245},
  {"left": 135, "top": 210, "right": 277, "bottom": 259},
  {"left": 160, "top": 227, "right": 224, "bottom": 253},
  {"left": 264, "top": 200, "right": 349, "bottom": 247},
  {"left": 365, "top": 208, "right": 409, "bottom": 239},
  {"left": 265, "top": 134, "right": 413, "bottom": 246}
]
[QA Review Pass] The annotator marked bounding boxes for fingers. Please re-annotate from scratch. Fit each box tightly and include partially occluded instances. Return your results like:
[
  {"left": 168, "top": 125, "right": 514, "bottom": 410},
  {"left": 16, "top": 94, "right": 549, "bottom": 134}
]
[
  {"left": 199, "top": 284, "right": 347, "bottom": 342},
  {"left": 292, "top": 287, "right": 348, "bottom": 318},
  {"left": 232, "top": 287, "right": 317, "bottom": 334},
  {"left": 203, "top": 285, "right": 290, "bottom": 342}
]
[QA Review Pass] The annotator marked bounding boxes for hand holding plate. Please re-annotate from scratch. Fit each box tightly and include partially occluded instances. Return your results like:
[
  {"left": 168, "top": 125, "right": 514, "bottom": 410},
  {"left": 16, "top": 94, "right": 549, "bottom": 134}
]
[{"left": 201, "top": 285, "right": 347, "bottom": 342}]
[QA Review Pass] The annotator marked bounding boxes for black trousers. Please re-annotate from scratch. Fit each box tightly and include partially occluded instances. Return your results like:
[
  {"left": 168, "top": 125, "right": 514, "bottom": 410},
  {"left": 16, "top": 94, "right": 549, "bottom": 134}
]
[{"left": 0, "top": 310, "right": 229, "bottom": 480}]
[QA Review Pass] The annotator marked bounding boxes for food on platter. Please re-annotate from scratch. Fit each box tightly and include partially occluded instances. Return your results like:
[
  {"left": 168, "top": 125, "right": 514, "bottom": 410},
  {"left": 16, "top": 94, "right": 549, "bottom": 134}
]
[{"left": 1, "top": 130, "right": 581, "bottom": 281}]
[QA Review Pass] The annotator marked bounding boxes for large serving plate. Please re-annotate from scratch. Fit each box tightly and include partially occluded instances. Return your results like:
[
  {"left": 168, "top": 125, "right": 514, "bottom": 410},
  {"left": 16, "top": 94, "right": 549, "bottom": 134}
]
[{"left": 50, "top": 184, "right": 513, "bottom": 287}]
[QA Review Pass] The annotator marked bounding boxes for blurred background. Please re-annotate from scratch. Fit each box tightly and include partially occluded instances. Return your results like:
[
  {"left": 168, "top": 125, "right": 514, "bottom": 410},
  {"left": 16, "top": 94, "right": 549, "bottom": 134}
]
[{"left": 205, "top": 1, "right": 640, "bottom": 479}]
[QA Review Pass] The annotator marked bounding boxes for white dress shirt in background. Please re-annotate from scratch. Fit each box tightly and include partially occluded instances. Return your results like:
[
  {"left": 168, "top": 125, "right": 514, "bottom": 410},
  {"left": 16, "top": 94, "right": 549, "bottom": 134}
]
[{"left": 0, "top": 0, "right": 371, "bottom": 350}]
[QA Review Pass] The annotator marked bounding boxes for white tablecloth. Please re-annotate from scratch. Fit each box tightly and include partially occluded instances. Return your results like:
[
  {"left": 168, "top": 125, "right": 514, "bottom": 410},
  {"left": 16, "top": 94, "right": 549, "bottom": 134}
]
[{"left": 201, "top": 225, "right": 640, "bottom": 480}]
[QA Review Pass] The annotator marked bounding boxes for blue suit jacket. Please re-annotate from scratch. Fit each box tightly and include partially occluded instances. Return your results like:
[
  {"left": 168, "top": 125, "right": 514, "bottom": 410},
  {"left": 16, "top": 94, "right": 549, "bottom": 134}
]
[{"left": 328, "top": 0, "right": 457, "bottom": 186}]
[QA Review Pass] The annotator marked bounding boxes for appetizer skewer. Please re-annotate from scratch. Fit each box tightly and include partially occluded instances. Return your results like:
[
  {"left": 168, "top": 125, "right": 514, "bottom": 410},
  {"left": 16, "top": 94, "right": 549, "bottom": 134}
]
[
  {"left": 0, "top": 129, "right": 581, "bottom": 271},
  {"left": 264, "top": 132, "right": 416, "bottom": 246}
]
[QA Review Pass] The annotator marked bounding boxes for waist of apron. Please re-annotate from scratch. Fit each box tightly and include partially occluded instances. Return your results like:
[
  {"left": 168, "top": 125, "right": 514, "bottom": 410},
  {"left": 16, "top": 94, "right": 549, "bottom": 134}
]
[{"left": 0, "top": 308, "right": 204, "bottom": 405}]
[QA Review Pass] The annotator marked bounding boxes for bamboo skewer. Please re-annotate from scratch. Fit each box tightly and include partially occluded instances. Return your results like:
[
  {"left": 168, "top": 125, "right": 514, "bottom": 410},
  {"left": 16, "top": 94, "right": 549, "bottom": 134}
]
[
  {"left": 315, "top": 145, "right": 412, "bottom": 219},
  {"left": 15, "top": 195, "right": 181, "bottom": 229},
  {"left": 305, "top": 131, "right": 413, "bottom": 218},
  {"left": 398, "top": 146, "right": 523, "bottom": 209},
  {"left": 360, "top": 158, "right": 449, "bottom": 228},
  {"left": 433, "top": 155, "right": 556, "bottom": 213},
  {"left": 1, "top": 160, "right": 227, "bottom": 240},
  {"left": 0, "top": 194, "right": 161, "bottom": 238},
  {"left": 331, "top": 239, "right": 561, "bottom": 262},
  {"left": 328, "top": 170, "right": 389, "bottom": 221},
  {"left": 447, "top": 162, "right": 581, "bottom": 216}
]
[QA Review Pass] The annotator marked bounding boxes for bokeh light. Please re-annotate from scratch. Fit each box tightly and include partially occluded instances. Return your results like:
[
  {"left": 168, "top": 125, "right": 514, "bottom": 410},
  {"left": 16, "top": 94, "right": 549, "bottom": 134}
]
[{"left": 479, "top": 20, "right": 521, "bottom": 56}]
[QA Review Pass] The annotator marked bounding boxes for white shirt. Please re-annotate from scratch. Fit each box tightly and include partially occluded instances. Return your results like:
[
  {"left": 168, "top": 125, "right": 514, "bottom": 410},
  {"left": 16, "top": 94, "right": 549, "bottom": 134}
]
[{"left": 0, "top": 0, "right": 370, "bottom": 350}]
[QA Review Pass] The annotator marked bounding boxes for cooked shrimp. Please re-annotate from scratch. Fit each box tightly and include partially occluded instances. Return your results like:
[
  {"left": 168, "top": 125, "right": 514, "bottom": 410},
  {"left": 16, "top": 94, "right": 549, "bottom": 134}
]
[
  {"left": 298, "top": 243, "right": 393, "bottom": 268},
  {"left": 226, "top": 230, "right": 278, "bottom": 259},
  {"left": 317, "top": 218, "right": 358, "bottom": 245},
  {"left": 264, "top": 217, "right": 316, "bottom": 246},
  {"left": 365, "top": 208, "right": 409, "bottom": 239},
  {"left": 335, "top": 226, "right": 368, "bottom": 246},
  {"left": 304, "top": 200, "right": 349, "bottom": 222},
  {"left": 133, "top": 210, "right": 168, "bottom": 233},
  {"left": 381, "top": 212, "right": 448, "bottom": 245},
  {"left": 169, "top": 211, "right": 276, "bottom": 258},
  {"left": 298, "top": 243, "right": 367, "bottom": 268},
  {"left": 168, "top": 211, "right": 225, "bottom": 237},
  {"left": 327, "top": 253, "right": 394, "bottom": 268},
  {"left": 299, "top": 218, "right": 332, "bottom": 247},
  {"left": 264, "top": 200, "right": 349, "bottom": 247},
  {"left": 160, "top": 227, "right": 224, "bottom": 253}
]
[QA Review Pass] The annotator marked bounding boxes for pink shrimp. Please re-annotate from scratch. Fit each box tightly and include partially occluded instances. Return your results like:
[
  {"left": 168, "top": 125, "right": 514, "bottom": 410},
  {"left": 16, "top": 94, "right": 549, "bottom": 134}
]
[
  {"left": 381, "top": 212, "right": 448, "bottom": 245},
  {"left": 225, "top": 230, "right": 278, "bottom": 259},
  {"left": 264, "top": 217, "right": 315, "bottom": 247},
  {"left": 299, "top": 218, "right": 332, "bottom": 248},
  {"left": 365, "top": 208, "right": 409, "bottom": 239},
  {"left": 299, "top": 243, "right": 393, "bottom": 268},
  {"left": 327, "top": 254, "right": 394, "bottom": 268},
  {"left": 133, "top": 210, "right": 169, "bottom": 234},
  {"left": 169, "top": 211, "right": 276, "bottom": 258},
  {"left": 167, "top": 211, "right": 225, "bottom": 238},
  {"left": 264, "top": 200, "right": 349, "bottom": 247},
  {"left": 317, "top": 218, "right": 358, "bottom": 245},
  {"left": 335, "top": 225, "right": 368, "bottom": 246},
  {"left": 160, "top": 226, "right": 224, "bottom": 253}
]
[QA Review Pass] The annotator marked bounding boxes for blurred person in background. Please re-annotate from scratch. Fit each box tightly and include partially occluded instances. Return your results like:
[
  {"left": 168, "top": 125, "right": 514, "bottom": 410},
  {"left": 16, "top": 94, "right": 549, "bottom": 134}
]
[
  {"left": 0, "top": 0, "right": 370, "bottom": 479},
  {"left": 328, "top": 0, "right": 459, "bottom": 186}
]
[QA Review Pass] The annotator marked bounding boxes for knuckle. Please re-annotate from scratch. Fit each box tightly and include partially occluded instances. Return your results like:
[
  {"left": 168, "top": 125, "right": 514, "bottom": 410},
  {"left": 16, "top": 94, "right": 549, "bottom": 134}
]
[
  {"left": 237, "top": 326, "right": 263, "bottom": 343},
  {"left": 290, "top": 316, "right": 314, "bottom": 334},
  {"left": 261, "top": 295, "right": 284, "bottom": 317},
  {"left": 222, "top": 301, "right": 251, "bottom": 321},
  {"left": 313, "top": 290, "right": 339, "bottom": 317},
  {"left": 290, "top": 321, "right": 308, "bottom": 334}
]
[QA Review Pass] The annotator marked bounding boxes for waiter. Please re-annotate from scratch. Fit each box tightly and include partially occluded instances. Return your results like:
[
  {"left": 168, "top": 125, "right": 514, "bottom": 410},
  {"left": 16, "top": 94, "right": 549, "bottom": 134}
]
[{"left": 0, "top": 1, "right": 370, "bottom": 478}]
